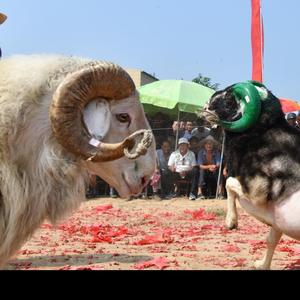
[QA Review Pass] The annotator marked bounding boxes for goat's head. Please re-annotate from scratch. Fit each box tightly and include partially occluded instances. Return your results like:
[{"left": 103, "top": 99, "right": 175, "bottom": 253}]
[
  {"left": 49, "top": 62, "right": 156, "bottom": 198},
  {"left": 202, "top": 81, "right": 269, "bottom": 133}
]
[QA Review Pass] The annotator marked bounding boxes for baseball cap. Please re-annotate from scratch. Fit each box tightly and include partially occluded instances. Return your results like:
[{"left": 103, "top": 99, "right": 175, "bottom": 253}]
[
  {"left": 178, "top": 137, "right": 189, "bottom": 145},
  {"left": 287, "top": 112, "right": 296, "bottom": 120}
]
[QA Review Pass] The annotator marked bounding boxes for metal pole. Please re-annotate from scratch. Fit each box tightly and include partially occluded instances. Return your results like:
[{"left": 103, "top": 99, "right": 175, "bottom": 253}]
[
  {"left": 215, "top": 130, "right": 225, "bottom": 199},
  {"left": 175, "top": 109, "right": 180, "bottom": 151}
]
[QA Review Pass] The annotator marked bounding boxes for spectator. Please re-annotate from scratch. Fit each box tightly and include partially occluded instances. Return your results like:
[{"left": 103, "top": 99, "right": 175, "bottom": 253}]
[
  {"left": 188, "top": 136, "right": 200, "bottom": 196},
  {"left": 189, "top": 136, "right": 201, "bottom": 159},
  {"left": 197, "top": 136, "right": 221, "bottom": 199},
  {"left": 168, "top": 137, "right": 198, "bottom": 200},
  {"left": 151, "top": 112, "right": 171, "bottom": 149},
  {"left": 172, "top": 121, "right": 179, "bottom": 136},
  {"left": 179, "top": 121, "right": 186, "bottom": 132},
  {"left": 181, "top": 121, "right": 194, "bottom": 140},
  {"left": 156, "top": 140, "right": 174, "bottom": 199},
  {"left": 191, "top": 118, "right": 210, "bottom": 141},
  {"left": 286, "top": 112, "right": 300, "bottom": 129},
  {"left": 297, "top": 111, "right": 300, "bottom": 128},
  {"left": 172, "top": 120, "right": 185, "bottom": 140},
  {"left": 166, "top": 135, "right": 176, "bottom": 151}
]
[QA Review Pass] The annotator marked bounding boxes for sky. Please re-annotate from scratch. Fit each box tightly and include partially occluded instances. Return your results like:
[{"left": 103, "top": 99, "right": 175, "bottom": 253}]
[{"left": 1, "top": 0, "right": 300, "bottom": 101}]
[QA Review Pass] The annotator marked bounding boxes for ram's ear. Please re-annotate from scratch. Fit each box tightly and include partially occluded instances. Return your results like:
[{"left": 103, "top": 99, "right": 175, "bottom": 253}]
[{"left": 220, "top": 81, "right": 262, "bottom": 132}]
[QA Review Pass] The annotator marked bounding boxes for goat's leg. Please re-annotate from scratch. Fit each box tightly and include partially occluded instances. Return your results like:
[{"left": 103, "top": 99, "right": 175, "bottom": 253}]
[
  {"left": 253, "top": 226, "right": 282, "bottom": 270},
  {"left": 225, "top": 177, "right": 242, "bottom": 229}
]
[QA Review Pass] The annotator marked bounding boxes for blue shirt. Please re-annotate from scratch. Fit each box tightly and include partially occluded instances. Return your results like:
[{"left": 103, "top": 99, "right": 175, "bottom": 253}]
[
  {"left": 191, "top": 127, "right": 210, "bottom": 140},
  {"left": 181, "top": 130, "right": 193, "bottom": 140},
  {"left": 197, "top": 149, "right": 221, "bottom": 166},
  {"left": 156, "top": 149, "right": 171, "bottom": 171}
]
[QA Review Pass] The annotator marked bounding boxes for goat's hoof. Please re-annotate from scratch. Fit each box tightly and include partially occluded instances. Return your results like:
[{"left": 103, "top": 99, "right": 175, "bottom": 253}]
[
  {"left": 225, "top": 218, "right": 238, "bottom": 230},
  {"left": 253, "top": 260, "right": 270, "bottom": 270}
]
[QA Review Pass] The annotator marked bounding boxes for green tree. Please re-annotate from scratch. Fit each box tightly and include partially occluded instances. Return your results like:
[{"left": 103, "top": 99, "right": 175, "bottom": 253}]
[{"left": 192, "top": 73, "right": 219, "bottom": 91}]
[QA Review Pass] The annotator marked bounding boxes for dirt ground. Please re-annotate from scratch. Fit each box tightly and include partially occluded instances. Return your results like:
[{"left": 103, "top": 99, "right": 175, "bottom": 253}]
[{"left": 5, "top": 197, "right": 300, "bottom": 270}]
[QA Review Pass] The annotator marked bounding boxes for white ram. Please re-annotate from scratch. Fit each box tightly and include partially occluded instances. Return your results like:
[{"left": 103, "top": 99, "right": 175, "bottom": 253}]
[{"left": 0, "top": 55, "right": 155, "bottom": 266}]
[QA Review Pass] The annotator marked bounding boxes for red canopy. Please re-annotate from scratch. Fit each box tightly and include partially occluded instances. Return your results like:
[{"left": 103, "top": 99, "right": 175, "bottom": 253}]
[{"left": 279, "top": 98, "right": 300, "bottom": 113}]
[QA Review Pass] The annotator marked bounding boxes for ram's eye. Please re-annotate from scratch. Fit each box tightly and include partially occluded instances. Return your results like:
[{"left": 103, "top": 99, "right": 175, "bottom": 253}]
[{"left": 116, "top": 113, "right": 131, "bottom": 123}]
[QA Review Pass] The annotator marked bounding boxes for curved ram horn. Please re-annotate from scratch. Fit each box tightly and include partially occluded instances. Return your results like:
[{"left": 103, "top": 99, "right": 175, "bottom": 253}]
[
  {"left": 50, "top": 61, "right": 141, "bottom": 162},
  {"left": 87, "top": 129, "right": 153, "bottom": 162}
]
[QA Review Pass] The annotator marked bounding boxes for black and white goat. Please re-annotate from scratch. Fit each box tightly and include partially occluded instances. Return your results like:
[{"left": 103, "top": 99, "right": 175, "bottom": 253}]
[{"left": 203, "top": 80, "right": 300, "bottom": 269}]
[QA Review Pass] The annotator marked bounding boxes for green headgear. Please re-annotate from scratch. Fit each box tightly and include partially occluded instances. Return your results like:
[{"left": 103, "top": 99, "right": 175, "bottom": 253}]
[{"left": 220, "top": 80, "right": 267, "bottom": 132}]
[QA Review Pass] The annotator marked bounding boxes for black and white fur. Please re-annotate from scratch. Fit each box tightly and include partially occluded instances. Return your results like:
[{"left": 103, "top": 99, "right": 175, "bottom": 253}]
[{"left": 203, "top": 84, "right": 300, "bottom": 269}]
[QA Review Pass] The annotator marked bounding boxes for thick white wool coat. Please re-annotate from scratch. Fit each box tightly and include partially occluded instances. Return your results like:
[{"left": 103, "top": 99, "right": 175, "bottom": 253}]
[{"left": 0, "top": 55, "right": 101, "bottom": 265}]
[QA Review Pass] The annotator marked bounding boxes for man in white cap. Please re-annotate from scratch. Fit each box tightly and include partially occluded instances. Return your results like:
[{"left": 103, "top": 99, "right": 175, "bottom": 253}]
[
  {"left": 0, "top": 12, "right": 7, "bottom": 58},
  {"left": 168, "top": 137, "right": 198, "bottom": 200}
]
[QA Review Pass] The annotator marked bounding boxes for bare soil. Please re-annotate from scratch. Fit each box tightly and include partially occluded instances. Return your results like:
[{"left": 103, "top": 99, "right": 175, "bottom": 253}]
[{"left": 5, "top": 197, "right": 300, "bottom": 270}]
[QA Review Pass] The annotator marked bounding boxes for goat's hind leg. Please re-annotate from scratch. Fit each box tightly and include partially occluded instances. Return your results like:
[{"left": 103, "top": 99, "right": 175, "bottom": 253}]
[{"left": 225, "top": 177, "right": 242, "bottom": 230}]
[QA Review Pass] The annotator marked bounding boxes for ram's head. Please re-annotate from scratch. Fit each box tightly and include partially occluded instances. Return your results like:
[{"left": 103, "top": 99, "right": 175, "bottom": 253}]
[
  {"left": 50, "top": 61, "right": 156, "bottom": 197},
  {"left": 202, "top": 81, "right": 270, "bottom": 133}
]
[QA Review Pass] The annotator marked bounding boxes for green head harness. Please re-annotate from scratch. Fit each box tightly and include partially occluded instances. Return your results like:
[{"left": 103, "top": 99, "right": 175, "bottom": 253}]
[{"left": 220, "top": 80, "right": 267, "bottom": 132}]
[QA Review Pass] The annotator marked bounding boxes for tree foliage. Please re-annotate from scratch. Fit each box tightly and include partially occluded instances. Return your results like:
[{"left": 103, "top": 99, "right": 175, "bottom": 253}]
[{"left": 192, "top": 73, "right": 219, "bottom": 91}]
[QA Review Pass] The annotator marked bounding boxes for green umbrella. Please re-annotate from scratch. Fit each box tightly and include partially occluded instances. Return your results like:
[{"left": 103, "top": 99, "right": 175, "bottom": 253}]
[
  {"left": 138, "top": 80, "right": 215, "bottom": 119},
  {"left": 138, "top": 79, "right": 215, "bottom": 149}
]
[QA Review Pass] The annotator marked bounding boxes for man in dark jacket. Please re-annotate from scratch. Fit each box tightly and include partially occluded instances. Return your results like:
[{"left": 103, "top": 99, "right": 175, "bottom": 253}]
[{"left": 286, "top": 112, "right": 300, "bottom": 130}]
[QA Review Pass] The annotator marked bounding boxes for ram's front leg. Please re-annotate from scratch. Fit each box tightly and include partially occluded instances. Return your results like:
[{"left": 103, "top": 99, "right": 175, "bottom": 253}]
[
  {"left": 254, "top": 226, "right": 282, "bottom": 270},
  {"left": 225, "top": 177, "right": 243, "bottom": 230}
]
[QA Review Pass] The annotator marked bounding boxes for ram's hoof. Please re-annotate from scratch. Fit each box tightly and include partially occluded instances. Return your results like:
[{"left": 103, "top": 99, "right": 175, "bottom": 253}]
[
  {"left": 253, "top": 260, "right": 270, "bottom": 270},
  {"left": 225, "top": 217, "right": 238, "bottom": 230}
]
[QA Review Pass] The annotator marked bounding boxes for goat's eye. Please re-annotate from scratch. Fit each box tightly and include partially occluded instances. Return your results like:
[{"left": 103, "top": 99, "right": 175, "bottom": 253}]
[{"left": 116, "top": 113, "right": 131, "bottom": 123}]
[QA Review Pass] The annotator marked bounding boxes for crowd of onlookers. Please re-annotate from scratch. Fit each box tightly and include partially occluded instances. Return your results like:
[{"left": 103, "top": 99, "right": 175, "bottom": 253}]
[
  {"left": 87, "top": 110, "right": 300, "bottom": 201},
  {"left": 147, "top": 113, "right": 225, "bottom": 201}
]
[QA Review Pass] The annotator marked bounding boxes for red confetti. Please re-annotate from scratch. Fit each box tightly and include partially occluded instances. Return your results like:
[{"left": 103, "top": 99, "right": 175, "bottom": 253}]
[
  {"left": 184, "top": 209, "right": 216, "bottom": 220},
  {"left": 134, "top": 257, "right": 170, "bottom": 270},
  {"left": 93, "top": 204, "right": 113, "bottom": 213},
  {"left": 223, "top": 244, "right": 241, "bottom": 253},
  {"left": 133, "top": 233, "right": 174, "bottom": 245}
]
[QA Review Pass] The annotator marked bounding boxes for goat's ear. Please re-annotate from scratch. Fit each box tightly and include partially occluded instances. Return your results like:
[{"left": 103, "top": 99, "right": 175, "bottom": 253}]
[
  {"left": 220, "top": 81, "right": 262, "bottom": 132},
  {"left": 83, "top": 99, "right": 111, "bottom": 141}
]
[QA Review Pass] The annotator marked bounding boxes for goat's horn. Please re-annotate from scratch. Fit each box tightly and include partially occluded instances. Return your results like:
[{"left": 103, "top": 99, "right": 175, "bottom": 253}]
[
  {"left": 50, "top": 61, "right": 136, "bottom": 161},
  {"left": 220, "top": 81, "right": 262, "bottom": 132}
]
